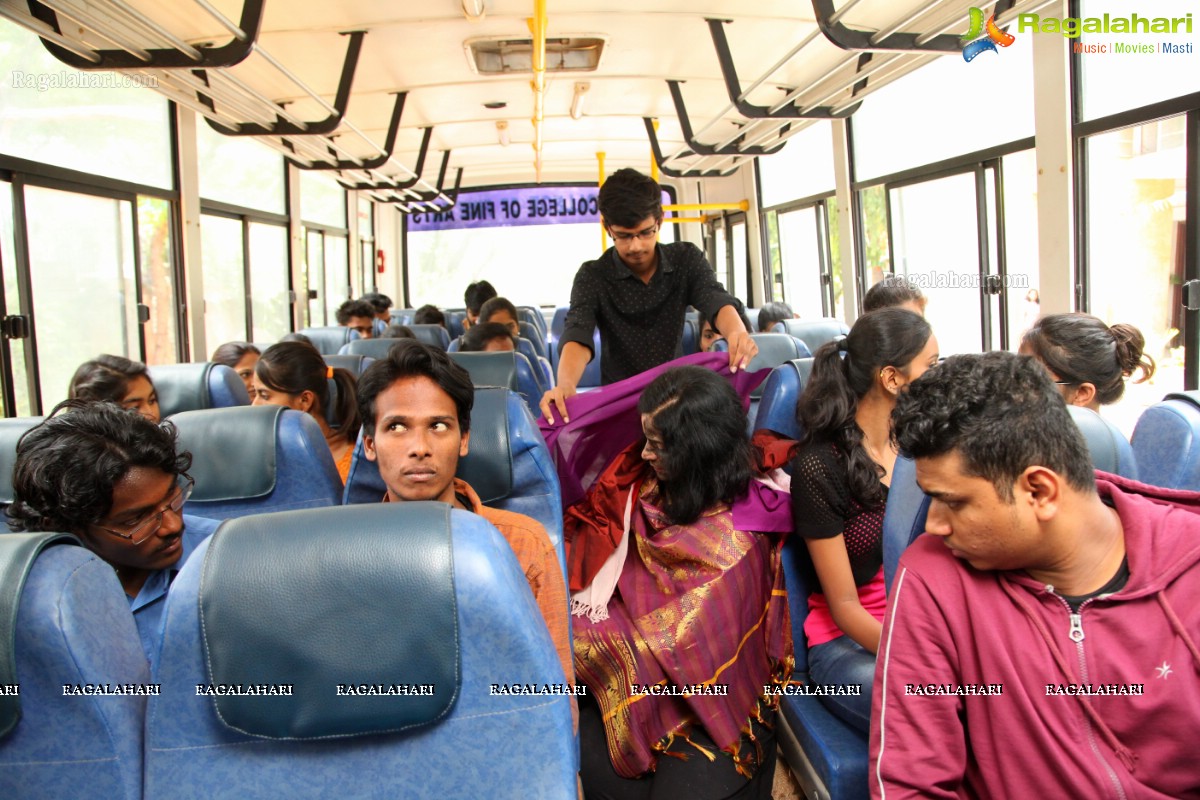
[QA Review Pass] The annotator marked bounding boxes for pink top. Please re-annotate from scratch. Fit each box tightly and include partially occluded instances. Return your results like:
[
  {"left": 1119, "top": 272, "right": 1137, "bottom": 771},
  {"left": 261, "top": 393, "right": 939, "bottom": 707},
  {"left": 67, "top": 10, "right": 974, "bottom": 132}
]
[{"left": 804, "top": 566, "right": 887, "bottom": 647}]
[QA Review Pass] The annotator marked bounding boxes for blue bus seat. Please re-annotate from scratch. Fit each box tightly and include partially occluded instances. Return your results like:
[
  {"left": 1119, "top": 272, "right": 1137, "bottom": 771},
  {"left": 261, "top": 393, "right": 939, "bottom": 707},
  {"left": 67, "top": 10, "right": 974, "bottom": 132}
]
[
  {"left": 753, "top": 358, "right": 814, "bottom": 440},
  {"left": 569, "top": 329, "right": 603, "bottom": 390},
  {"left": 1131, "top": 391, "right": 1200, "bottom": 490},
  {"left": 149, "top": 363, "right": 249, "bottom": 418},
  {"left": 519, "top": 321, "right": 548, "bottom": 359},
  {"left": 343, "top": 387, "right": 565, "bottom": 573},
  {"left": 0, "top": 417, "right": 44, "bottom": 507},
  {"left": 298, "top": 326, "right": 359, "bottom": 355},
  {"left": 446, "top": 351, "right": 518, "bottom": 391},
  {"left": 338, "top": 338, "right": 405, "bottom": 359},
  {"left": 518, "top": 305, "right": 548, "bottom": 339},
  {"left": 445, "top": 309, "right": 467, "bottom": 339},
  {"left": 390, "top": 309, "right": 416, "bottom": 326},
  {"left": 0, "top": 534, "right": 148, "bottom": 800},
  {"left": 681, "top": 318, "right": 698, "bottom": 355},
  {"left": 774, "top": 318, "right": 849, "bottom": 355},
  {"left": 144, "top": 504, "right": 577, "bottom": 800},
  {"left": 777, "top": 537, "right": 870, "bottom": 800},
  {"left": 409, "top": 324, "right": 452, "bottom": 350},
  {"left": 322, "top": 354, "right": 374, "bottom": 378},
  {"left": 537, "top": 355, "right": 555, "bottom": 389},
  {"left": 171, "top": 406, "right": 343, "bottom": 520},
  {"left": 447, "top": 342, "right": 543, "bottom": 417},
  {"left": 746, "top": 307, "right": 761, "bottom": 332},
  {"left": 1067, "top": 406, "right": 1138, "bottom": 480}
]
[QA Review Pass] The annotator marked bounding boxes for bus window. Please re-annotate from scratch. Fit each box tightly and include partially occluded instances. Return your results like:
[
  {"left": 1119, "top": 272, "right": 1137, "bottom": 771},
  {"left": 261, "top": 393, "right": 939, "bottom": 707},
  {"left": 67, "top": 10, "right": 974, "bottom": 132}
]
[{"left": 200, "top": 214, "right": 248, "bottom": 348}]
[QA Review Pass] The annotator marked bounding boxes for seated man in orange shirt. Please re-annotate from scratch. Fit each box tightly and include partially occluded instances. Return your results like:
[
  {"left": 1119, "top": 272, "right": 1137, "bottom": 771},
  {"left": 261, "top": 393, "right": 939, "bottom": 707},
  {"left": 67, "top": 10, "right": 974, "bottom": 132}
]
[{"left": 356, "top": 339, "right": 573, "bottom": 685}]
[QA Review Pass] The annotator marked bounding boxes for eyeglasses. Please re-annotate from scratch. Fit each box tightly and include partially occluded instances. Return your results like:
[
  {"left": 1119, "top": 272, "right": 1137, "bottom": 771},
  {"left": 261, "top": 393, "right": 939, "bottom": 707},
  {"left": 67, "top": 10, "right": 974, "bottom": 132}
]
[
  {"left": 610, "top": 225, "right": 659, "bottom": 243},
  {"left": 91, "top": 475, "right": 194, "bottom": 545}
]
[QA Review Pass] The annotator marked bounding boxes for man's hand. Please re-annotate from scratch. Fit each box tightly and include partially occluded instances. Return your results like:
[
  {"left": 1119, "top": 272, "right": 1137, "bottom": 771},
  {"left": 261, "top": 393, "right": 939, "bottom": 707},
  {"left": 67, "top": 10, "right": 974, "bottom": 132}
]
[
  {"left": 724, "top": 330, "right": 757, "bottom": 373},
  {"left": 539, "top": 384, "right": 578, "bottom": 425}
]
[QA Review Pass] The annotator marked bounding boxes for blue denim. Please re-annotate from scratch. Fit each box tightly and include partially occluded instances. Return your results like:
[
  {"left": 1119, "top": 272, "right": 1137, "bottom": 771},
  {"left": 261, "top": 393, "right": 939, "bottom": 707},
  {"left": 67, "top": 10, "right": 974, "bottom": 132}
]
[{"left": 807, "top": 635, "right": 875, "bottom": 733}]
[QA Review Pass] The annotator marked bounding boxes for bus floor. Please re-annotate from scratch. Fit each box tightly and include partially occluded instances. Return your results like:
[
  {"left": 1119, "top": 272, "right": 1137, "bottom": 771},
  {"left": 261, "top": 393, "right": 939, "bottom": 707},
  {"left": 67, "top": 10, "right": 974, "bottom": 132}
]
[{"left": 772, "top": 751, "right": 805, "bottom": 800}]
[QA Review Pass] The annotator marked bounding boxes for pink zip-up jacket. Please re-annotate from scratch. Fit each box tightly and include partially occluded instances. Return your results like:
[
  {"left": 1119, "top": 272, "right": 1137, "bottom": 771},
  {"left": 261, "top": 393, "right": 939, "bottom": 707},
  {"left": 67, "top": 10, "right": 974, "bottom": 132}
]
[{"left": 871, "top": 474, "right": 1200, "bottom": 799}]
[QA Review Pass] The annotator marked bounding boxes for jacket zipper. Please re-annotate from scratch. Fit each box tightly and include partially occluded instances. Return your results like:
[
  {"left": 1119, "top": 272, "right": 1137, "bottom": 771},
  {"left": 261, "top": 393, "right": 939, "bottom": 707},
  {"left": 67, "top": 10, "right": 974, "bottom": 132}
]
[{"left": 1054, "top": 594, "right": 1127, "bottom": 800}]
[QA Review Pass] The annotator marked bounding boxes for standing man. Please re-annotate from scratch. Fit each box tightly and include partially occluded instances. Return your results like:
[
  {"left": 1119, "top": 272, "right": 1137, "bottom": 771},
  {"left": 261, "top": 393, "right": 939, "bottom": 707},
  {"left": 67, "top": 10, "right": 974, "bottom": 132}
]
[
  {"left": 540, "top": 168, "right": 757, "bottom": 423},
  {"left": 874, "top": 351, "right": 1200, "bottom": 799}
]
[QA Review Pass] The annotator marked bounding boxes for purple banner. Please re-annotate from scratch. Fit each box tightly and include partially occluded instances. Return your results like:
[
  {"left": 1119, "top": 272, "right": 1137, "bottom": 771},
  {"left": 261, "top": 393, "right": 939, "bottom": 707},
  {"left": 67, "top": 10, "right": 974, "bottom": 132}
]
[{"left": 408, "top": 186, "right": 600, "bottom": 231}]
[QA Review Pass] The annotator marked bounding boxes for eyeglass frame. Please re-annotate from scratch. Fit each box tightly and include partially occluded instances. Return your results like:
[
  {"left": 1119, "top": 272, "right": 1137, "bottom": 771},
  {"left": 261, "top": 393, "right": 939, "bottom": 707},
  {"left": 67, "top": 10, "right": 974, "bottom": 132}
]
[
  {"left": 89, "top": 474, "right": 195, "bottom": 545},
  {"left": 608, "top": 223, "right": 659, "bottom": 243}
]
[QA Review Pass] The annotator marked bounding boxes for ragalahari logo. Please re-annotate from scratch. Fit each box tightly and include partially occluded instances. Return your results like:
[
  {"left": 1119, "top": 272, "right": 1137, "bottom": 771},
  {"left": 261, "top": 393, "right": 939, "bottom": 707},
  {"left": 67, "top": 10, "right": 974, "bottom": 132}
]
[{"left": 962, "top": 7, "right": 1016, "bottom": 61}]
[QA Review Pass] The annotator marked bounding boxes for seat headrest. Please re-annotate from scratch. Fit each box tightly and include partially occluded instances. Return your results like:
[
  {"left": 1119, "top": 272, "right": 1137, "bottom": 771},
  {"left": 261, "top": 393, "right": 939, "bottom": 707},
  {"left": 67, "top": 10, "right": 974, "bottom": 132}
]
[
  {"left": 323, "top": 354, "right": 374, "bottom": 378},
  {"left": 340, "top": 338, "right": 404, "bottom": 359},
  {"left": 448, "top": 351, "right": 518, "bottom": 390},
  {"left": 299, "top": 327, "right": 357, "bottom": 355},
  {"left": 1163, "top": 391, "right": 1200, "bottom": 410},
  {"left": 198, "top": 504, "right": 459, "bottom": 739},
  {"left": 410, "top": 325, "right": 452, "bottom": 350},
  {"left": 171, "top": 406, "right": 283, "bottom": 500},
  {"left": 459, "top": 387, "right": 514, "bottom": 503},
  {"left": 0, "top": 417, "right": 44, "bottom": 505},
  {"left": 151, "top": 363, "right": 248, "bottom": 417},
  {"left": 0, "top": 532, "right": 81, "bottom": 737},
  {"left": 1066, "top": 406, "right": 1137, "bottom": 478},
  {"left": 776, "top": 318, "right": 850, "bottom": 353}
]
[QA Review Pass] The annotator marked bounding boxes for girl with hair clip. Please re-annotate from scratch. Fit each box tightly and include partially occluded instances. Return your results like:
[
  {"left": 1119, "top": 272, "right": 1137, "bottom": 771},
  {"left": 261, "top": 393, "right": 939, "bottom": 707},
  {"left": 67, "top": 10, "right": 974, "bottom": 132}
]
[
  {"left": 250, "top": 341, "right": 362, "bottom": 482},
  {"left": 68, "top": 354, "right": 161, "bottom": 423},
  {"left": 1019, "top": 312, "right": 1156, "bottom": 411},
  {"left": 790, "top": 307, "right": 937, "bottom": 733}
]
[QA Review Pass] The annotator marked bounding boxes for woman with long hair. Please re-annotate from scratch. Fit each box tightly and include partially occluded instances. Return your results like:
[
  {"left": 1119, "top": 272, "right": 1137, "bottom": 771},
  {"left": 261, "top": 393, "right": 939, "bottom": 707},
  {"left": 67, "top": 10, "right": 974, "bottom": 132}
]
[
  {"left": 1020, "top": 312, "right": 1155, "bottom": 410},
  {"left": 571, "top": 365, "right": 792, "bottom": 799},
  {"left": 68, "top": 354, "right": 160, "bottom": 422},
  {"left": 251, "top": 342, "right": 361, "bottom": 482},
  {"left": 791, "top": 307, "right": 937, "bottom": 732},
  {"left": 210, "top": 341, "right": 260, "bottom": 395}
]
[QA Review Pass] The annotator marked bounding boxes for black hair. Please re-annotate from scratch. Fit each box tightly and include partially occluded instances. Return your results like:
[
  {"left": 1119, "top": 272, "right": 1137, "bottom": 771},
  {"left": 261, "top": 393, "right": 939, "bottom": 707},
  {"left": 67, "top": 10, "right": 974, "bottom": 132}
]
[
  {"left": 382, "top": 324, "right": 416, "bottom": 339},
  {"left": 798, "top": 307, "right": 933, "bottom": 508},
  {"left": 863, "top": 276, "right": 927, "bottom": 314},
  {"left": 8, "top": 400, "right": 192, "bottom": 533},
  {"left": 280, "top": 332, "right": 315, "bottom": 347},
  {"left": 599, "top": 168, "right": 663, "bottom": 229},
  {"left": 479, "top": 296, "right": 519, "bottom": 325},
  {"left": 460, "top": 322, "right": 518, "bottom": 353},
  {"left": 757, "top": 302, "right": 795, "bottom": 332},
  {"left": 463, "top": 281, "right": 498, "bottom": 315},
  {"left": 357, "top": 339, "right": 474, "bottom": 436},
  {"left": 1021, "top": 313, "right": 1155, "bottom": 405},
  {"left": 893, "top": 352, "right": 1095, "bottom": 501},
  {"left": 637, "top": 366, "right": 752, "bottom": 526},
  {"left": 210, "top": 342, "right": 260, "bottom": 368},
  {"left": 359, "top": 293, "right": 393, "bottom": 315},
  {"left": 255, "top": 342, "right": 361, "bottom": 445},
  {"left": 413, "top": 304, "right": 446, "bottom": 327},
  {"left": 336, "top": 299, "right": 377, "bottom": 326},
  {"left": 68, "top": 355, "right": 153, "bottom": 405},
  {"left": 698, "top": 304, "right": 752, "bottom": 339}
]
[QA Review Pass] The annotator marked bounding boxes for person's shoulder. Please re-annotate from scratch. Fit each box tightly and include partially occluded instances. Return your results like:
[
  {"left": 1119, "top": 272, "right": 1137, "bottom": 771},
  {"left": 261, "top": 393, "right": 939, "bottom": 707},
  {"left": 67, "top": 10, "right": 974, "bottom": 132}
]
[
  {"left": 183, "top": 513, "right": 220, "bottom": 541},
  {"left": 662, "top": 240, "right": 705, "bottom": 263},
  {"left": 895, "top": 534, "right": 975, "bottom": 588},
  {"left": 476, "top": 505, "right": 553, "bottom": 545},
  {"left": 790, "top": 439, "right": 840, "bottom": 476}
]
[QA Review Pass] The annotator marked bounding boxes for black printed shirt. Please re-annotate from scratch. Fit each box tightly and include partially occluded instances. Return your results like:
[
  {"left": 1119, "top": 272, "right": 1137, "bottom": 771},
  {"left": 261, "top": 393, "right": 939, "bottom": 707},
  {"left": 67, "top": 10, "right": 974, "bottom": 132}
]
[{"left": 558, "top": 242, "right": 739, "bottom": 384}]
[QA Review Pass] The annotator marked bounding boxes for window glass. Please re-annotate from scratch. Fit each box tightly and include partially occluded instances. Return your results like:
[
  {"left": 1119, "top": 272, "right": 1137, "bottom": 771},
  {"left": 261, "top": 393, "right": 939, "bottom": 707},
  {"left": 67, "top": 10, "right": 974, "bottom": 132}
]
[
  {"left": 25, "top": 186, "right": 139, "bottom": 407},
  {"left": 138, "top": 196, "right": 176, "bottom": 365},
  {"left": 764, "top": 211, "right": 783, "bottom": 302},
  {"left": 1086, "top": 118, "right": 1185, "bottom": 435},
  {"left": 852, "top": 32, "right": 1034, "bottom": 182},
  {"left": 0, "top": 180, "right": 23, "bottom": 415},
  {"left": 827, "top": 200, "right": 844, "bottom": 319},
  {"left": 858, "top": 185, "right": 890, "bottom": 296},
  {"left": 324, "top": 234, "right": 349, "bottom": 324},
  {"left": 730, "top": 219, "right": 747, "bottom": 302},
  {"left": 0, "top": 20, "right": 171, "bottom": 189},
  {"left": 1078, "top": 0, "right": 1200, "bottom": 121},
  {"left": 1002, "top": 150, "right": 1041, "bottom": 348},
  {"left": 300, "top": 172, "right": 347, "bottom": 228},
  {"left": 305, "top": 229, "right": 325, "bottom": 326},
  {"left": 759, "top": 121, "right": 834, "bottom": 208},
  {"left": 196, "top": 122, "right": 285, "bottom": 214},
  {"left": 248, "top": 222, "right": 290, "bottom": 342},
  {"left": 778, "top": 206, "right": 825, "bottom": 319},
  {"left": 200, "top": 215, "right": 247, "bottom": 347},
  {"left": 358, "top": 196, "right": 374, "bottom": 238}
]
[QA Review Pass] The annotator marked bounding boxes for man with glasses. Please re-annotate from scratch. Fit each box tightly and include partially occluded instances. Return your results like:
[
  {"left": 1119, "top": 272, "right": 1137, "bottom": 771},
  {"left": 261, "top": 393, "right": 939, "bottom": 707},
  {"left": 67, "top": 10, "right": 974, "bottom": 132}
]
[
  {"left": 541, "top": 168, "right": 757, "bottom": 423},
  {"left": 7, "top": 400, "right": 217, "bottom": 667}
]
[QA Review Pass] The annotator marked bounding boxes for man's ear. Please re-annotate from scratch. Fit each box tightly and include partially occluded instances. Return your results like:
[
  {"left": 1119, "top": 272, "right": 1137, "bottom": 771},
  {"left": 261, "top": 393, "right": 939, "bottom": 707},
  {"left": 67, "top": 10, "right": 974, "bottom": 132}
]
[
  {"left": 363, "top": 432, "right": 378, "bottom": 462},
  {"left": 459, "top": 430, "right": 471, "bottom": 459},
  {"left": 1020, "top": 465, "right": 1062, "bottom": 521}
]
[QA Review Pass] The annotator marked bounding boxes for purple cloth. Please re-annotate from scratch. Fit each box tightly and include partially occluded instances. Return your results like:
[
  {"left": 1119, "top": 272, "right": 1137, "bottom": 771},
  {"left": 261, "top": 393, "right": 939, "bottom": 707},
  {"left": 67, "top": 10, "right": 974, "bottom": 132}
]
[{"left": 539, "top": 351, "right": 774, "bottom": 512}]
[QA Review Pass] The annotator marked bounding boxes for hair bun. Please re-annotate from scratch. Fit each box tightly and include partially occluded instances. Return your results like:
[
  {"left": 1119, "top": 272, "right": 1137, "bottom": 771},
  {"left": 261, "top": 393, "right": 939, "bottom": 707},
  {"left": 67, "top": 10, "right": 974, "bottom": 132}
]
[{"left": 1109, "top": 322, "right": 1156, "bottom": 383}]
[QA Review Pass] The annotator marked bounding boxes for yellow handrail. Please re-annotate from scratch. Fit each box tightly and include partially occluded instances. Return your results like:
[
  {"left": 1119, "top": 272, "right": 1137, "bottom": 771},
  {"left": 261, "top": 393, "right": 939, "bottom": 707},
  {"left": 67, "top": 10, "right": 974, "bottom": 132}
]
[{"left": 663, "top": 200, "right": 750, "bottom": 213}]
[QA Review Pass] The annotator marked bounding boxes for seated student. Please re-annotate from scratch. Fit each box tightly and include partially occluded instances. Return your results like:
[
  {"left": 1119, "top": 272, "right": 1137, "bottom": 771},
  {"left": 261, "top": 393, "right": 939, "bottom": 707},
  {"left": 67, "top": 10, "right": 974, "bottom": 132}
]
[
  {"left": 698, "top": 305, "right": 753, "bottom": 352},
  {"left": 757, "top": 301, "right": 797, "bottom": 332},
  {"left": 381, "top": 324, "right": 416, "bottom": 339},
  {"left": 875, "top": 351, "right": 1200, "bottom": 799},
  {"left": 69, "top": 354, "right": 161, "bottom": 423},
  {"left": 251, "top": 342, "right": 361, "bottom": 483},
  {"left": 478, "top": 296, "right": 521, "bottom": 337},
  {"left": 570, "top": 366, "right": 792, "bottom": 799},
  {"left": 790, "top": 308, "right": 937, "bottom": 733},
  {"left": 356, "top": 340, "right": 572, "bottom": 684},
  {"left": 862, "top": 276, "right": 927, "bottom": 315},
  {"left": 463, "top": 280, "right": 497, "bottom": 331},
  {"left": 7, "top": 401, "right": 217, "bottom": 666},
  {"left": 413, "top": 304, "right": 446, "bottom": 328},
  {"left": 210, "top": 341, "right": 260, "bottom": 395},
  {"left": 359, "top": 292, "right": 394, "bottom": 336},
  {"left": 1020, "top": 312, "right": 1155, "bottom": 411},
  {"left": 460, "top": 321, "right": 517, "bottom": 353},
  {"left": 335, "top": 299, "right": 378, "bottom": 340}
]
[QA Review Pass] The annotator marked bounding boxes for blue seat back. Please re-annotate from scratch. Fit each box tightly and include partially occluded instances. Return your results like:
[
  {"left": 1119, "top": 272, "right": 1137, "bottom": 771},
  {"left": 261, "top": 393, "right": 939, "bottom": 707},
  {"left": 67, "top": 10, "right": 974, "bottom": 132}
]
[
  {"left": 571, "top": 328, "right": 603, "bottom": 389},
  {"left": 344, "top": 388, "right": 565, "bottom": 570},
  {"left": 339, "top": 338, "right": 406, "bottom": 359},
  {"left": 753, "top": 358, "right": 814, "bottom": 439},
  {"left": 446, "top": 348, "right": 543, "bottom": 416},
  {"left": 145, "top": 505, "right": 576, "bottom": 800},
  {"left": 390, "top": 309, "right": 416, "bottom": 326},
  {"left": 409, "top": 324, "right": 452, "bottom": 350},
  {"left": 445, "top": 309, "right": 467, "bottom": 339},
  {"left": 149, "top": 363, "right": 249, "bottom": 418},
  {"left": 171, "top": 406, "right": 343, "bottom": 520},
  {"left": 518, "top": 322, "right": 547, "bottom": 359},
  {"left": 712, "top": 334, "right": 812, "bottom": 400},
  {"left": 774, "top": 318, "right": 849, "bottom": 354},
  {"left": 0, "top": 535, "right": 148, "bottom": 800},
  {"left": 0, "top": 417, "right": 44, "bottom": 506},
  {"left": 447, "top": 351, "right": 518, "bottom": 391},
  {"left": 1131, "top": 392, "right": 1200, "bottom": 490},
  {"left": 517, "top": 306, "right": 547, "bottom": 339},
  {"left": 681, "top": 318, "right": 698, "bottom": 355},
  {"left": 298, "top": 326, "right": 358, "bottom": 355},
  {"left": 1067, "top": 406, "right": 1138, "bottom": 480},
  {"left": 322, "top": 354, "right": 375, "bottom": 378},
  {"left": 746, "top": 307, "right": 761, "bottom": 332}
]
